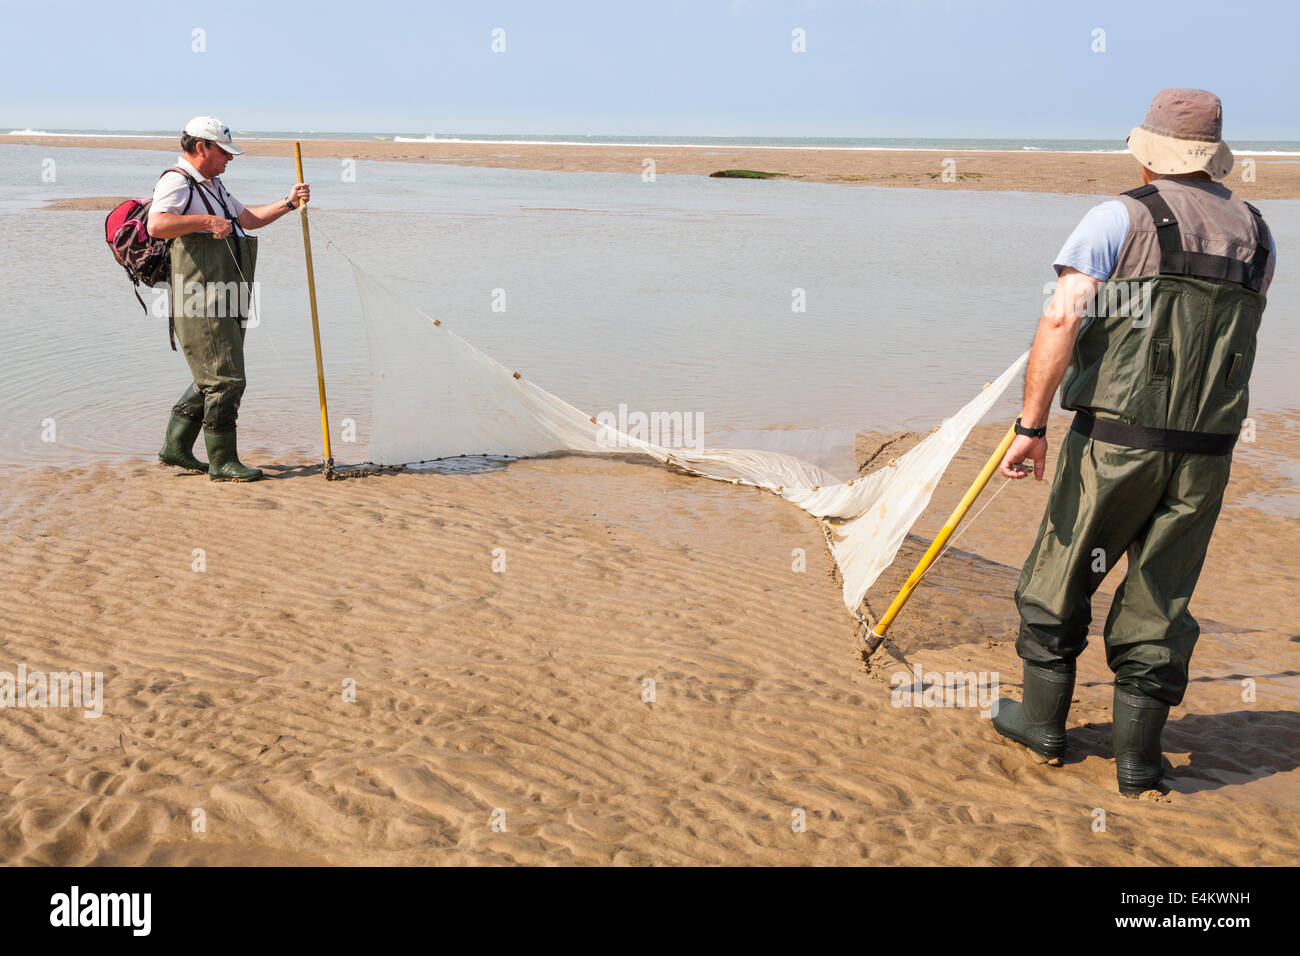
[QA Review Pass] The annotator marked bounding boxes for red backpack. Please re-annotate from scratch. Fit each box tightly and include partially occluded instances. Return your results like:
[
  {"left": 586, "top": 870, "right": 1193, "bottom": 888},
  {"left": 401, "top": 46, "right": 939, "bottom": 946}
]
[{"left": 104, "top": 166, "right": 201, "bottom": 316}]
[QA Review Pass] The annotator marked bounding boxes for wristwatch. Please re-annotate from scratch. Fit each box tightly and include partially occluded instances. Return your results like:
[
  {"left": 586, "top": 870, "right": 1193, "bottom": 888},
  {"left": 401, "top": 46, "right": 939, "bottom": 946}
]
[
  {"left": 1014, "top": 417, "right": 1047, "bottom": 438},
  {"left": 283, "top": 196, "right": 297, "bottom": 211}
]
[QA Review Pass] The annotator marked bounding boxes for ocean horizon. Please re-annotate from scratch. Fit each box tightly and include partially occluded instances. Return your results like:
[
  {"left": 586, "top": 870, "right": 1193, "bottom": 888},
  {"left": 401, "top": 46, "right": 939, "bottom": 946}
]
[{"left": 7, "top": 127, "right": 1300, "bottom": 156}]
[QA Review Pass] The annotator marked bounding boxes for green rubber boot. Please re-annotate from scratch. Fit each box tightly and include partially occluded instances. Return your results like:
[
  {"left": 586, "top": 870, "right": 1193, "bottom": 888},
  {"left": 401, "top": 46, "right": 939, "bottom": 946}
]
[
  {"left": 158, "top": 413, "right": 207, "bottom": 473},
  {"left": 992, "top": 661, "right": 1075, "bottom": 764},
  {"left": 1113, "top": 685, "right": 1170, "bottom": 797},
  {"left": 205, "top": 428, "right": 264, "bottom": 482}
]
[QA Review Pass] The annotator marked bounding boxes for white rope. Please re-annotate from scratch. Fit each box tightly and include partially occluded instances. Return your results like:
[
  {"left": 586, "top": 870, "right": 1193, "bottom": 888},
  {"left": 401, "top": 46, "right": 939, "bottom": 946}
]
[
  {"left": 912, "top": 475, "right": 1015, "bottom": 588},
  {"left": 307, "top": 209, "right": 404, "bottom": 310},
  {"left": 216, "top": 227, "right": 319, "bottom": 415}
]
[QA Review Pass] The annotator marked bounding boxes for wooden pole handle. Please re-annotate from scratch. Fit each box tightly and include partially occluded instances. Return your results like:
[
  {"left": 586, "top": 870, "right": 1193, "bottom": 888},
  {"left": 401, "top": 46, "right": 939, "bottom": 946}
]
[
  {"left": 294, "top": 142, "right": 332, "bottom": 468},
  {"left": 865, "top": 423, "right": 1018, "bottom": 652}
]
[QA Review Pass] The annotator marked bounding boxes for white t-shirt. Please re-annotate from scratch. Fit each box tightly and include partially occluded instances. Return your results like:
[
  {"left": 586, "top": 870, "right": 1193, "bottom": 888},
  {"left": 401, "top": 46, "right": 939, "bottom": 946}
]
[{"left": 151, "top": 156, "right": 248, "bottom": 236}]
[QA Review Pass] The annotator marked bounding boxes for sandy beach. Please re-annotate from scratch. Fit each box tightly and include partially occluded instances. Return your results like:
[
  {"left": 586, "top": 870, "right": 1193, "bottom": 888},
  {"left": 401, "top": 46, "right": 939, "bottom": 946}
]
[
  {"left": 3, "top": 127, "right": 1298, "bottom": 868},
  {"left": 9, "top": 133, "right": 1300, "bottom": 199},
  {"left": 2, "top": 409, "right": 1296, "bottom": 866}
]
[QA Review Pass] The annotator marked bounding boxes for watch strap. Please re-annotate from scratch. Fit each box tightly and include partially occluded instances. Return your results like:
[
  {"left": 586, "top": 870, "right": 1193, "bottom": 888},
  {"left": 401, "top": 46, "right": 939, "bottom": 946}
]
[{"left": 1015, "top": 417, "right": 1047, "bottom": 438}]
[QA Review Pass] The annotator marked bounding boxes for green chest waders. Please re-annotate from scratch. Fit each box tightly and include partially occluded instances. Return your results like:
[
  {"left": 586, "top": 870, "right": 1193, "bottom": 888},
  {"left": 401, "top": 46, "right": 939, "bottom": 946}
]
[
  {"left": 1015, "top": 184, "right": 1271, "bottom": 707},
  {"left": 169, "top": 232, "right": 259, "bottom": 433}
]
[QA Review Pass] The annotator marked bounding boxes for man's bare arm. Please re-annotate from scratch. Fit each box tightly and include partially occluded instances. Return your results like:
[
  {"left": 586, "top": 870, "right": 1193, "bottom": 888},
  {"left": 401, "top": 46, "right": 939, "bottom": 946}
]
[
  {"left": 999, "top": 266, "right": 1103, "bottom": 479},
  {"left": 238, "top": 203, "right": 290, "bottom": 230},
  {"left": 148, "top": 211, "right": 232, "bottom": 240},
  {"left": 237, "top": 182, "right": 311, "bottom": 231}
]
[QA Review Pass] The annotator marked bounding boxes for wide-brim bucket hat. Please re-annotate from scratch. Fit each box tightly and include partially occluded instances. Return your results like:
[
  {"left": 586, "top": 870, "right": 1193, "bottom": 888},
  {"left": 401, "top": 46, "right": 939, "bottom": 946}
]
[{"left": 1127, "top": 88, "right": 1233, "bottom": 180}]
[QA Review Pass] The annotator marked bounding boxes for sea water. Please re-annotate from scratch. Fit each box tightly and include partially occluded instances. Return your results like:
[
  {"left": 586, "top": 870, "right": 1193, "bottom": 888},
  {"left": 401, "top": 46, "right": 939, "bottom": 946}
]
[{"left": 0, "top": 144, "right": 1296, "bottom": 470}]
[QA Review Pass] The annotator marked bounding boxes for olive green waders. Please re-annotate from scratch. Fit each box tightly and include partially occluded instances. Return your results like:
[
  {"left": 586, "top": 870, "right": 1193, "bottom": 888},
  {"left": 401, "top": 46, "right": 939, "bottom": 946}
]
[
  {"left": 1015, "top": 425, "right": 1233, "bottom": 703},
  {"left": 164, "top": 233, "right": 263, "bottom": 481},
  {"left": 1005, "top": 180, "right": 1272, "bottom": 793}
]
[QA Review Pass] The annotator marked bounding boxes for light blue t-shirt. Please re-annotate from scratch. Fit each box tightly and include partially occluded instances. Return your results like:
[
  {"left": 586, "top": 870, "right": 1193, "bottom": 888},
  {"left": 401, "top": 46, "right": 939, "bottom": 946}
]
[
  {"left": 1054, "top": 201, "right": 1130, "bottom": 281},
  {"left": 1054, "top": 199, "right": 1277, "bottom": 291}
]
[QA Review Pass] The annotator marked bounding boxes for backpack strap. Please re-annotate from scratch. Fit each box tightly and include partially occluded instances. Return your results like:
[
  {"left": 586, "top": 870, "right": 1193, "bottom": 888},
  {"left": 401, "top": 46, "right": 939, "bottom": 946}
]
[
  {"left": 197, "top": 179, "right": 245, "bottom": 238},
  {"left": 123, "top": 265, "right": 149, "bottom": 314},
  {"left": 1123, "top": 183, "right": 1270, "bottom": 292},
  {"left": 154, "top": 167, "right": 204, "bottom": 350},
  {"left": 158, "top": 165, "right": 216, "bottom": 216},
  {"left": 199, "top": 180, "right": 234, "bottom": 219},
  {"left": 118, "top": 262, "right": 176, "bottom": 350}
]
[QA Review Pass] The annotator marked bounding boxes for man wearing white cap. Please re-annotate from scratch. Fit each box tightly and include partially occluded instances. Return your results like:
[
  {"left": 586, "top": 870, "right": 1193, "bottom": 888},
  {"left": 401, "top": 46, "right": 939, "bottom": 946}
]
[
  {"left": 150, "top": 116, "right": 310, "bottom": 481},
  {"left": 990, "top": 89, "right": 1276, "bottom": 797}
]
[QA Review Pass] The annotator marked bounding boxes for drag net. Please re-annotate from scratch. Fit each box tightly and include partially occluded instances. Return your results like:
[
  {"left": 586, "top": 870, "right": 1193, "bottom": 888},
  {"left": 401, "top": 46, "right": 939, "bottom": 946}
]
[{"left": 353, "top": 261, "right": 1027, "bottom": 619}]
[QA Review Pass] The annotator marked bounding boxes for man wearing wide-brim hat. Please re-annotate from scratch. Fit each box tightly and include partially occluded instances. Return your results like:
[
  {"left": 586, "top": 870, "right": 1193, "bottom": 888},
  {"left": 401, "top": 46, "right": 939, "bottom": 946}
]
[
  {"left": 989, "top": 89, "right": 1277, "bottom": 796},
  {"left": 149, "top": 116, "right": 311, "bottom": 481}
]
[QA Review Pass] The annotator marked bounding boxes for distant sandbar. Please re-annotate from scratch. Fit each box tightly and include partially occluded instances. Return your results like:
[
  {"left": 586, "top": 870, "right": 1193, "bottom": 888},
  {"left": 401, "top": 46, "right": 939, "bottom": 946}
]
[{"left": 8, "top": 134, "right": 1298, "bottom": 199}]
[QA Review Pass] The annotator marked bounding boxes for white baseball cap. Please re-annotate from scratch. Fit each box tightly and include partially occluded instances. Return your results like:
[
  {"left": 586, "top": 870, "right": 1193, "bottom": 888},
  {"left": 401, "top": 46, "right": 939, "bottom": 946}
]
[{"left": 183, "top": 116, "right": 244, "bottom": 155}]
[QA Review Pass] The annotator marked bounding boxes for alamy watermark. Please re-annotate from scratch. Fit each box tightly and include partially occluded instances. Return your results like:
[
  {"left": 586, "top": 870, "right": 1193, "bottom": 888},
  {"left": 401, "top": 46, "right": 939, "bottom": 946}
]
[
  {"left": 49, "top": 886, "right": 150, "bottom": 935},
  {"left": 168, "top": 274, "right": 261, "bottom": 324},
  {"left": 0, "top": 664, "right": 103, "bottom": 718},
  {"left": 1043, "top": 278, "right": 1153, "bottom": 324},
  {"left": 891, "top": 663, "right": 999, "bottom": 717},
  {"left": 595, "top": 404, "right": 704, "bottom": 451}
]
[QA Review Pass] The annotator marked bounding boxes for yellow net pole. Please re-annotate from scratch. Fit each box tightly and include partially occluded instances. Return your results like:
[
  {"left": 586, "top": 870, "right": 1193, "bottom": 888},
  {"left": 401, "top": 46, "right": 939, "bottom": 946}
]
[
  {"left": 864, "top": 423, "right": 1018, "bottom": 654},
  {"left": 293, "top": 142, "right": 333, "bottom": 476}
]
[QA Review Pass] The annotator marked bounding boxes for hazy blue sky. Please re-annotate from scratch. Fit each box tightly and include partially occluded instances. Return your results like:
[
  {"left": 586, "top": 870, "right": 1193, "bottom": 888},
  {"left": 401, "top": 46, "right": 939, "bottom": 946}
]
[{"left": 4, "top": 0, "right": 1295, "bottom": 138}]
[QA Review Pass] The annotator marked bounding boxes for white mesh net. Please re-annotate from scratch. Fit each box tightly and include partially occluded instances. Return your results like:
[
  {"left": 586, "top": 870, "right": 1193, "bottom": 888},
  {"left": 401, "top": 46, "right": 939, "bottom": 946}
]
[{"left": 353, "top": 262, "right": 1027, "bottom": 618}]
